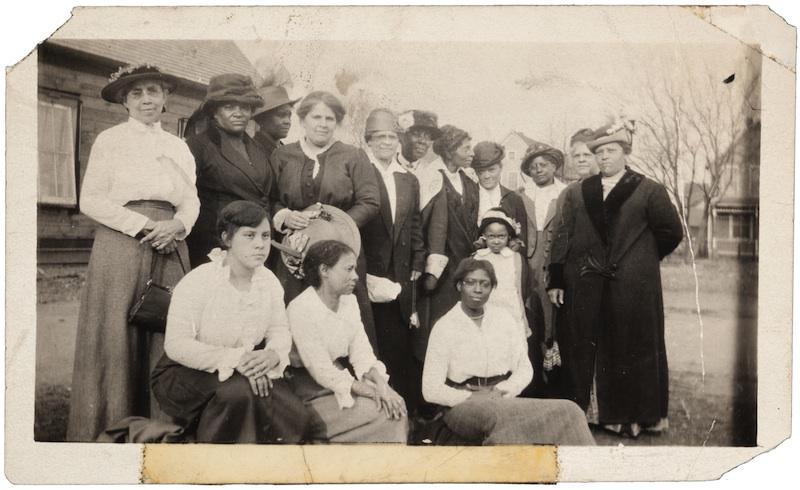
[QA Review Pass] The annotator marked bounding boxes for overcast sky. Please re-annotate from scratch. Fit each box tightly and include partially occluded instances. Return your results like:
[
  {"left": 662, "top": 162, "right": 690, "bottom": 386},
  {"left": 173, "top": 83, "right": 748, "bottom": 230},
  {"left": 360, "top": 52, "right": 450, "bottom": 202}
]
[{"left": 237, "top": 39, "right": 752, "bottom": 148}]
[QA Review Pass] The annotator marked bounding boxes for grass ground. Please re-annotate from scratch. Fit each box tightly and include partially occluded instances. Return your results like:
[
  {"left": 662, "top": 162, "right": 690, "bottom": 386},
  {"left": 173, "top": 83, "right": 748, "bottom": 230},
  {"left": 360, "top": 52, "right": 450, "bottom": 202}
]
[{"left": 34, "top": 258, "right": 757, "bottom": 445}]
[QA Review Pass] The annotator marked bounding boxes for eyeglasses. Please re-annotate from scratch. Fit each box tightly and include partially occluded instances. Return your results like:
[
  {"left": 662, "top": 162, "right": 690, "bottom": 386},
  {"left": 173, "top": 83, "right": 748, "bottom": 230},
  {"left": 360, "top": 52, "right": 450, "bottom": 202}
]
[{"left": 461, "top": 278, "right": 492, "bottom": 289}]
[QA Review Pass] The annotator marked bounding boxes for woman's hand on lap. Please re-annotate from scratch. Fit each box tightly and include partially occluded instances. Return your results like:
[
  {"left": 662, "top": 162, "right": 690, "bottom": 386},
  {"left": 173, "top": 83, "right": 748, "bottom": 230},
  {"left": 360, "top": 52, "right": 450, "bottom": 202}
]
[{"left": 236, "top": 349, "right": 281, "bottom": 379}]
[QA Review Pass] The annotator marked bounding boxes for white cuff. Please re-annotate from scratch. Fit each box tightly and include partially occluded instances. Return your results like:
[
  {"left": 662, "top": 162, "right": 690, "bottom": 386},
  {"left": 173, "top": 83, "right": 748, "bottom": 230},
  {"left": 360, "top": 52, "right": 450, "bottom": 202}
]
[
  {"left": 366, "top": 274, "right": 402, "bottom": 303},
  {"left": 273, "top": 208, "right": 292, "bottom": 234},
  {"left": 425, "top": 254, "right": 449, "bottom": 279},
  {"left": 173, "top": 213, "right": 193, "bottom": 240},
  {"left": 123, "top": 212, "right": 151, "bottom": 238},
  {"left": 265, "top": 346, "right": 290, "bottom": 379},
  {"left": 333, "top": 380, "right": 356, "bottom": 409},
  {"left": 217, "top": 347, "right": 247, "bottom": 382}
]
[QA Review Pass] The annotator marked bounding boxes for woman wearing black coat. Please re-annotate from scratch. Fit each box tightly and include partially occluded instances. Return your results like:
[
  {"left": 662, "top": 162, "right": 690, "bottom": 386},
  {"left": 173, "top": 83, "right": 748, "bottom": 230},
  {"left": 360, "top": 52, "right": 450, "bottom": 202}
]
[{"left": 185, "top": 74, "right": 272, "bottom": 268}]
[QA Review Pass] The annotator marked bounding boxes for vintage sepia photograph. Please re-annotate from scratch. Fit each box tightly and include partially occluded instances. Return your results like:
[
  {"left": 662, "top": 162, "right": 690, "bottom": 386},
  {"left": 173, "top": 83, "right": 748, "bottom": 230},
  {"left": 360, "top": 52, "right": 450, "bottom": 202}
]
[{"left": 5, "top": 4, "right": 795, "bottom": 484}]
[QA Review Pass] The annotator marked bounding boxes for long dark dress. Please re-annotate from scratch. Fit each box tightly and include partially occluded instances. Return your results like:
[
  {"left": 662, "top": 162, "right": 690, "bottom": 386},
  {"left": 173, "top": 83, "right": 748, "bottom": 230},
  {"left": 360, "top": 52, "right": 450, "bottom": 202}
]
[
  {"left": 415, "top": 169, "right": 480, "bottom": 362},
  {"left": 361, "top": 166, "right": 426, "bottom": 412},
  {"left": 547, "top": 169, "right": 683, "bottom": 426},
  {"left": 269, "top": 141, "right": 380, "bottom": 350}
]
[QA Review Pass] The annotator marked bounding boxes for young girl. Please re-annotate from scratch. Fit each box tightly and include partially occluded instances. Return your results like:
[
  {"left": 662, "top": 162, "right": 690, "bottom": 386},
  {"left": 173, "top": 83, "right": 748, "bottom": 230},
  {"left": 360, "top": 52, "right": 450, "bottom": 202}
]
[{"left": 473, "top": 208, "right": 531, "bottom": 339}]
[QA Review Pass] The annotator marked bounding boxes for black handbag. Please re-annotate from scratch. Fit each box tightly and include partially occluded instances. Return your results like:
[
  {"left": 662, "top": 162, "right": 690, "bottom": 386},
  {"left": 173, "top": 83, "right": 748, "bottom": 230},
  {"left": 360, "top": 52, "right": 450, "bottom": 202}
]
[{"left": 128, "top": 250, "right": 188, "bottom": 333}]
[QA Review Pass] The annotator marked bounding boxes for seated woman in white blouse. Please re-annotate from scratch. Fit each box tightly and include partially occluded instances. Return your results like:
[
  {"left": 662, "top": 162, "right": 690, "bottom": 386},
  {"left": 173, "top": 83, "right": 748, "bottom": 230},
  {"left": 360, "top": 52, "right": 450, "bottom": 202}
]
[
  {"left": 151, "top": 201, "right": 310, "bottom": 443},
  {"left": 286, "top": 240, "right": 408, "bottom": 443},
  {"left": 422, "top": 257, "right": 595, "bottom": 445}
]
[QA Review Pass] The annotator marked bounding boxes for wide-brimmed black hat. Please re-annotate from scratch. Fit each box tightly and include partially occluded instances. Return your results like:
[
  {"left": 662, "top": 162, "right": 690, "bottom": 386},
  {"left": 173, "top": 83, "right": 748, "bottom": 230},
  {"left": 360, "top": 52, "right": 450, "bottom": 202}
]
[
  {"left": 198, "top": 73, "right": 264, "bottom": 113},
  {"left": 397, "top": 110, "right": 442, "bottom": 139},
  {"left": 253, "top": 85, "right": 300, "bottom": 118},
  {"left": 101, "top": 64, "right": 179, "bottom": 104}
]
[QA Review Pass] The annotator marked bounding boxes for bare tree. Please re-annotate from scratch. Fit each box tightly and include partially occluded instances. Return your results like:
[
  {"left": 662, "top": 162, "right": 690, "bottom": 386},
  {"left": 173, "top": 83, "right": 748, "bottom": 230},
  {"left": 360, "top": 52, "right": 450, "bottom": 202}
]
[{"left": 685, "top": 68, "right": 759, "bottom": 256}]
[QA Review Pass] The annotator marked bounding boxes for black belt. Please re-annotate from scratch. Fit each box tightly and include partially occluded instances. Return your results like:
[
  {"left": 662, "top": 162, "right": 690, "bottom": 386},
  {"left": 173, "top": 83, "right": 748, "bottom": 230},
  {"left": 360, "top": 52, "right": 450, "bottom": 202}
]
[{"left": 445, "top": 372, "right": 511, "bottom": 389}]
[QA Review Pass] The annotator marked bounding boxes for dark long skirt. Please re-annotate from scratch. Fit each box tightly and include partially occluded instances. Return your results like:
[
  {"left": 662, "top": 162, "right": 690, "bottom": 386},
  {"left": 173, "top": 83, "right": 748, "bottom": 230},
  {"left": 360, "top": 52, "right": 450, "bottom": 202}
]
[
  {"left": 151, "top": 355, "right": 310, "bottom": 443},
  {"left": 67, "top": 201, "right": 188, "bottom": 442},
  {"left": 372, "top": 301, "right": 422, "bottom": 413},
  {"left": 275, "top": 248, "right": 377, "bottom": 352}
]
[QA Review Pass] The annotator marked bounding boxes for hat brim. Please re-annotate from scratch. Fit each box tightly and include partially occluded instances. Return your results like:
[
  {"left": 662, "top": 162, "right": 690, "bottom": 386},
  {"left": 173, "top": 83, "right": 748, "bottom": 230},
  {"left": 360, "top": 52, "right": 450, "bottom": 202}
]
[
  {"left": 101, "top": 72, "right": 179, "bottom": 104},
  {"left": 254, "top": 96, "right": 301, "bottom": 117},
  {"left": 587, "top": 132, "right": 633, "bottom": 152},
  {"left": 408, "top": 125, "right": 442, "bottom": 140},
  {"left": 280, "top": 204, "right": 362, "bottom": 269}
]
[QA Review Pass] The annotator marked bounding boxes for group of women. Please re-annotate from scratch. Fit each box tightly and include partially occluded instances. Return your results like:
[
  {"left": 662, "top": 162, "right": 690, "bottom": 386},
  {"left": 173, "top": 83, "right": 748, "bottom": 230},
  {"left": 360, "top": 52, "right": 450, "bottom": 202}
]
[{"left": 67, "top": 62, "right": 682, "bottom": 446}]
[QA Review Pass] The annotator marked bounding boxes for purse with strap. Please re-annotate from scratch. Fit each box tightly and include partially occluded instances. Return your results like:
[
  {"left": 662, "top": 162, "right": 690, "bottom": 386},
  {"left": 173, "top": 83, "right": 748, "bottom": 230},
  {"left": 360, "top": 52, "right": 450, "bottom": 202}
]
[{"left": 128, "top": 250, "right": 188, "bottom": 333}]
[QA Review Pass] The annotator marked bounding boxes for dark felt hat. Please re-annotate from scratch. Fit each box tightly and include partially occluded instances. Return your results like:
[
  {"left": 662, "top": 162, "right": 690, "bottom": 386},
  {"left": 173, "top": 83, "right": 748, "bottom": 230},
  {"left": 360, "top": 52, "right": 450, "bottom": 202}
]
[
  {"left": 253, "top": 85, "right": 300, "bottom": 118},
  {"left": 101, "top": 64, "right": 179, "bottom": 104},
  {"left": 397, "top": 110, "right": 442, "bottom": 139},
  {"left": 201, "top": 73, "right": 264, "bottom": 111},
  {"left": 471, "top": 141, "right": 505, "bottom": 170},
  {"left": 520, "top": 144, "right": 564, "bottom": 176}
]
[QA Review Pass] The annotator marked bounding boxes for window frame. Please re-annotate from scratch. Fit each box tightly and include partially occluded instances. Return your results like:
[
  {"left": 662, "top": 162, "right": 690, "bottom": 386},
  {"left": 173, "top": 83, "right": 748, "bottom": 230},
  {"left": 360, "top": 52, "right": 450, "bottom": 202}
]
[{"left": 37, "top": 87, "right": 82, "bottom": 208}]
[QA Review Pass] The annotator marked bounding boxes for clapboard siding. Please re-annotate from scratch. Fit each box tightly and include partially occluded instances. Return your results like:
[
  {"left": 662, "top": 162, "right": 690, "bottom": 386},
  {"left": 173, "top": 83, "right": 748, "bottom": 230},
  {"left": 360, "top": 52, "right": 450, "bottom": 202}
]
[{"left": 37, "top": 40, "right": 249, "bottom": 263}]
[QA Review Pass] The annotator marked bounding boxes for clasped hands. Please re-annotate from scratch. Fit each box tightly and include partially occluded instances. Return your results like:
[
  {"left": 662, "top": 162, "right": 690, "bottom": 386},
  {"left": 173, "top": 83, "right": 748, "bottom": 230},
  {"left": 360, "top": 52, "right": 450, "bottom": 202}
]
[
  {"left": 235, "top": 349, "right": 282, "bottom": 398},
  {"left": 140, "top": 218, "right": 185, "bottom": 254}
]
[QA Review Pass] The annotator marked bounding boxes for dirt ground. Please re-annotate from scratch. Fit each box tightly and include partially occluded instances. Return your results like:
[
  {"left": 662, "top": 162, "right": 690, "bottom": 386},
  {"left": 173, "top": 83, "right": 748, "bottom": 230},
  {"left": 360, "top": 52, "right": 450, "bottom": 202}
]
[{"left": 34, "top": 259, "right": 757, "bottom": 445}]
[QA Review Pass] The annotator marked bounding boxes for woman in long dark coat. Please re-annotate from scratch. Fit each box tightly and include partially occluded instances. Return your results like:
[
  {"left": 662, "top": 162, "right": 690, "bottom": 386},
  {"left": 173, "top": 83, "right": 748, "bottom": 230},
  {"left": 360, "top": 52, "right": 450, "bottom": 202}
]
[
  {"left": 269, "top": 91, "right": 380, "bottom": 350},
  {"left": 415, "top": 125, "right": 478, "bottom": 362},
  {"left": 184, "top": 74, "right": 271, "bottom": 268},
  {"left": 547, "top": 120, "right": 683, "bottom": 437}
]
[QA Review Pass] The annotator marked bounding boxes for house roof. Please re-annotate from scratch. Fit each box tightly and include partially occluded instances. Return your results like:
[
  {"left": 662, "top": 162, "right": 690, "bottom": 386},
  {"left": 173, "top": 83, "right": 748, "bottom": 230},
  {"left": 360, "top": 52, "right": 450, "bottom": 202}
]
[
  {"left": 45, "top": 39, "right": 256, "bottom": 86},
  {"left": 507, "top": 131, "right": 547, "bottom": 149}
]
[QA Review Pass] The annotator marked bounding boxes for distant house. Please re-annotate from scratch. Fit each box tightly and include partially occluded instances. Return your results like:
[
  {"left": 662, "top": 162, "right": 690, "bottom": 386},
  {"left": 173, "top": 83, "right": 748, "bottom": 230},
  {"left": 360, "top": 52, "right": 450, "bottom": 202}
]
[
  {"left": 37, "top": 39, "right": 256, "bottom": 265},
  {"left": 681, "top": 119, "right": 760, "bottom": 259},
  {"left": 710, "top": 119, "right": 760, "bottom": 259}
]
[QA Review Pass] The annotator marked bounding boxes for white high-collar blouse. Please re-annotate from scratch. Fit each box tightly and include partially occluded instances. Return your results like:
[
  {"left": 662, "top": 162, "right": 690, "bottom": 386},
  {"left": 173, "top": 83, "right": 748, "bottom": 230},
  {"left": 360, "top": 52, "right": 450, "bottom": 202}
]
[
  {"left": 79, "top": 117, "right": 200, "bottom": 237},
  {"left": 287, "top": 287, "right": 388, "bottom": 409},
  {"left": 422, "top": 302, "right": 532, "bottom": 407},
  {"left": 163, "top": 249, "right": 292, "bottom": 382}
]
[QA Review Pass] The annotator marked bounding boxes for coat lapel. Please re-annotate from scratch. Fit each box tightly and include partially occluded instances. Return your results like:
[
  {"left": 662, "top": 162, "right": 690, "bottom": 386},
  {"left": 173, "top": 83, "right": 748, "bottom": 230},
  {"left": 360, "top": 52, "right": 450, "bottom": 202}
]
[
  {"left": 441, "top": 171, "right": 471, "bottom": 244},
  {"left": 393, "top": 173, "right": 412, "bottom": 243},
  {"left": 217, "top": 131, "right": 268, "bottom": 196},
  {"left": 373, "top": 167, "right": 393, "bottom": 237},
  {"left": 461, "top": 173, "right": 480, "bottom": 240},
  {"left": 582, "top": 174, "right": 606, "bottom": 243},
  {"left": 604, "top": 168, "right": 644, "bottom": 218}
]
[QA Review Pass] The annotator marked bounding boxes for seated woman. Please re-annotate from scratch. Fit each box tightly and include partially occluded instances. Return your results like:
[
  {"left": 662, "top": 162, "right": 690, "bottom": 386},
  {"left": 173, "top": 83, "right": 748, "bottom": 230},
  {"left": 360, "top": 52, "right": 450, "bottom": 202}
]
[
  {"left": 151, "top": 201, "right": 310, "bottom": 443},
  {"left": 286, "top": 240, "right": 408, "bottom": 443},
  {"left": 422, "top": 257, "right": 595, "bottom": 445}
]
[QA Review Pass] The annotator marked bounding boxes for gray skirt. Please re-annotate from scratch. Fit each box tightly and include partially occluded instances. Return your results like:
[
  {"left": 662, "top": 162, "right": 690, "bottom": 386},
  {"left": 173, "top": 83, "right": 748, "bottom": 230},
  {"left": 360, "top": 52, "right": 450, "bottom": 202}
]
[{"left": 66, "top": 201, "right": 189, "bottom": 442}]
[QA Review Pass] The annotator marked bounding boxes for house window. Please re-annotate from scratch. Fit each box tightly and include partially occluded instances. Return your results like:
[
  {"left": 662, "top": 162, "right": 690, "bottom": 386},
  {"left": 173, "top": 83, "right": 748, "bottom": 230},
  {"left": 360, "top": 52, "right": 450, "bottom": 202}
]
[
  {"left": 731, "top": 214, "right": 752, "bottom": 239},
  {"left": 508, "top": 151, "right": 517, "bottom": 161},
  {"left": 38, "top": 90, "right": 80, "bottom": 206},
  {"left": 713, "top": 214, "right": 731, "bottom": 240}
]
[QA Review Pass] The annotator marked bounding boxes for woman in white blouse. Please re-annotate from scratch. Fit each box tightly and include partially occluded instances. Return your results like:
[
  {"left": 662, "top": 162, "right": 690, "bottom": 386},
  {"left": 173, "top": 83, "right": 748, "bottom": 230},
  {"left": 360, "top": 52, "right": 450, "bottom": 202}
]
[
  {"left": 422, "top": 257, "right": 595, "bottom": 445},
  {"left": 151, "top": 201, "right": 310, "bottom": 442},
  {"left": 286, "top": 240, "right": 408, "bottom": 443},
  {"left": 67, "top": 65, "right": 201, "bottom": 442}
]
